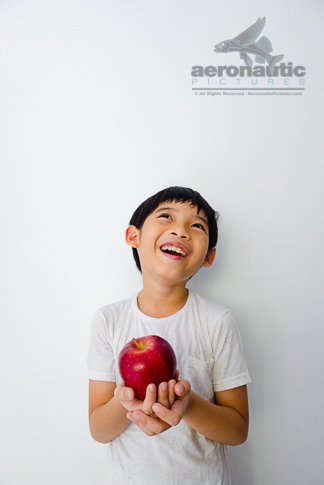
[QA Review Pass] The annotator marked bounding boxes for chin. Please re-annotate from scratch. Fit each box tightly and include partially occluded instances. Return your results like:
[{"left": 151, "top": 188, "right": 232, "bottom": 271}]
[{"left": 161, "top": 269, "right": 192, "bottom": 283}]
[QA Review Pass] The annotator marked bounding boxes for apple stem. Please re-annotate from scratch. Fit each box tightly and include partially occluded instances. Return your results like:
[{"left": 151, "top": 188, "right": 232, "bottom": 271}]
[{"left": 133, "top": 338, "right": 145, "bottom": 350}]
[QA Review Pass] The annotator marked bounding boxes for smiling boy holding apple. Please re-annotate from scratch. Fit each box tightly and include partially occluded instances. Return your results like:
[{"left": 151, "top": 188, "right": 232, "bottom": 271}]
[{"left": 87, "top": 186, "right": 251, "bottom": 485}]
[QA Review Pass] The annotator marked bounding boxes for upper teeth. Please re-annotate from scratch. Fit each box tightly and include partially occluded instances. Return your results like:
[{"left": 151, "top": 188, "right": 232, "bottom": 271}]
[{"left": 161, "top": 245, "right": 187, "bottom": 257}]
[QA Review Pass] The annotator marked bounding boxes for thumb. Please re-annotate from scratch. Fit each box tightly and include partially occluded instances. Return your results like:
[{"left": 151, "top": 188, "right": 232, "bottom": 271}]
[{"left": 115, "top": 383, "right": 134, "bottom": 401}]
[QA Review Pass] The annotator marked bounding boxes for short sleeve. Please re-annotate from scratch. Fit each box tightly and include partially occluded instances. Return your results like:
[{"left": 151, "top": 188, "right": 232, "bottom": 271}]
[
  {"left": 87, "top": 310, "right": 116, "bottom": 382},
  {"left": 212, "top": 311, "right": 251, "bottom": 392}
]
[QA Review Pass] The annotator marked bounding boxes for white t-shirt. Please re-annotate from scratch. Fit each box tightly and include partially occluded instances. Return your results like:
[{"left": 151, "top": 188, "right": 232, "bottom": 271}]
[{"left": 87, "top": 290, "right": 251, "bottom": 485}]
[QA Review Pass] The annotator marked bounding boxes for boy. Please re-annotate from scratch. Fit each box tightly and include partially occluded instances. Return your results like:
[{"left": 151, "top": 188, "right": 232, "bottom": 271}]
[{"left": 87, "top": 186, "right": 251, "bottom": 485}]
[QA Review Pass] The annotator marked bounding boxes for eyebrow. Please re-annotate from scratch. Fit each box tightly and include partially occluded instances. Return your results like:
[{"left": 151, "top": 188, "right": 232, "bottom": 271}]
[{"left": 155, "top": 207, "right": 209, "bottom": 225}]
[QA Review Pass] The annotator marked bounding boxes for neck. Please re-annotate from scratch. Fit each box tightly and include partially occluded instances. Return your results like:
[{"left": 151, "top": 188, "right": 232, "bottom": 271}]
[{"left": 137, "top": 282, "right": 189, "bottom": 318}]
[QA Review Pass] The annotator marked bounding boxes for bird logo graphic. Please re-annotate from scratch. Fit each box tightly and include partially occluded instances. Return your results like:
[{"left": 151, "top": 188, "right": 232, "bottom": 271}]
[{"left": 214, "top": 17, "right": 284, "bottom": 75}]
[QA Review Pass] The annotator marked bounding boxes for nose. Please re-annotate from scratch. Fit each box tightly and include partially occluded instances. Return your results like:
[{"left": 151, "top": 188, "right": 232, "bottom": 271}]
[{"left": 171, "top": 230, "right": 188, "bottom": 239}]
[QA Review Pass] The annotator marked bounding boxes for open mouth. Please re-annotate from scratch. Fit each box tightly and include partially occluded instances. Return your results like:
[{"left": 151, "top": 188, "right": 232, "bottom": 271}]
[{"left": 160, "top": 245, "right": 188, "bottom": 258}]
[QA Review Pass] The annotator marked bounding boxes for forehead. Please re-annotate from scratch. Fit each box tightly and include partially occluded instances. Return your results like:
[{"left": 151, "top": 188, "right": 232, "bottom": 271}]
[{"left": 154, "top": 201, "right": 208, "bottom": 222}]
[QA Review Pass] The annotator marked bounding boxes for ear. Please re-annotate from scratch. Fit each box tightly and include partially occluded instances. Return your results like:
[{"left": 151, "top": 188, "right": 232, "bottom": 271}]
[
  {"left": 125, "top": 225, "right": 140, "bottom": 248},
  {"left": 202, "top": 247, "right": 216, "bottom": 268}
]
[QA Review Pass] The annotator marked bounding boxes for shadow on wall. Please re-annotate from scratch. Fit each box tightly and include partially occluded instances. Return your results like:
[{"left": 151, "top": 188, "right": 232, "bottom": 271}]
[
  {"left": 188, "top": 253, "right": 264, "bottom": 485},
  {"left": 227, "top": 442, "right": 254, "bottom": 485}
]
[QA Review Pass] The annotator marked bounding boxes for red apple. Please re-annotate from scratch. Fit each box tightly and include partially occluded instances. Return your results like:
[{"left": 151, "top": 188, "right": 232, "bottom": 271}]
[{"left": 118, "top": 335, "right": 177, "bottom": 400}]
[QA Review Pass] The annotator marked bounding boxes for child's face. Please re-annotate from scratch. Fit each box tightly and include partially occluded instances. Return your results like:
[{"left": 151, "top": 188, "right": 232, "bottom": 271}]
[{"left": 126, "top": 201, "right": 216, "bottom": 285}]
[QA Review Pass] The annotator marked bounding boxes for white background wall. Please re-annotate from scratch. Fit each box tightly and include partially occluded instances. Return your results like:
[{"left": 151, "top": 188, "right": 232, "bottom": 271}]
[{"left": 1, "top": 1, "right": 323, "bottom": 484}]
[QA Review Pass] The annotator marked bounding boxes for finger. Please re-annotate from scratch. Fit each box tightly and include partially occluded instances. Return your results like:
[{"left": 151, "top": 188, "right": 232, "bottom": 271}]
[
  {"left": 142, "top": 383, "right": 157, "bottom": 415},
  {"left": 175, "top": 379, "right": 191, "bottom": 397},
  {"left": 128, "top": 410, "right": 171, "bottom": 436},
  {"left": 175, "top": 370, "right": 180, "bottom": 382},
  {"left": 127, "top": 411, "right": 156, "bottom": 436},
  {"left": 168, "top": 379, "right": 176, "bottom": 407},
  {"left": 151, "top": 403, "right": 181, "bottom": 428},
  {"left": 157, "top": 382, "right": 169, "bottom": 408}
]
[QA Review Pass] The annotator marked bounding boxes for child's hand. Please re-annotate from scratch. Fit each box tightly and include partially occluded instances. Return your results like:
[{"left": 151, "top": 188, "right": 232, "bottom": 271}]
[
  {"left": 115, "top": 370, "right": 179, "bottom": 415},
  {"left": 114, "top": 374, "right": 177, "bottom": 414},
  {"left": 114, "top": 381, "right": 158, "bottom": 414},
  {"left": 126, "top": 379, "right": 191, "bottom": 436}
]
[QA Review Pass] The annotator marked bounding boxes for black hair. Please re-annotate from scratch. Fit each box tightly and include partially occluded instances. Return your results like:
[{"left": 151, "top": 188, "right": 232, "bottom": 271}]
[{"left": 129, "top": 186, "right": 219, "bottom": 272}]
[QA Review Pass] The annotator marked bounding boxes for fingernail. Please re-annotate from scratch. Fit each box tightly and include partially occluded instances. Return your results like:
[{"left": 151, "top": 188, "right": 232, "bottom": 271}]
[
  {"left": 162, "top": 383, "right": 167, "bottom": 391},
  {"left": 149, "top": 384, "right": 155, "bottom": 392},
  {"left": 126, "top": 390, "right": 132, "bottom": 399},
  {"left": 169, "top": 381, "right": 175, "bottom": 390},
  {"left": 152, "top": 404, "right": 159, "bottom": 413},
  {"left": 178, "top": 384, "right": 184, "bottom": 394},
  {"left": 133, "top": 413, "right": 139, "bottom": 420}
]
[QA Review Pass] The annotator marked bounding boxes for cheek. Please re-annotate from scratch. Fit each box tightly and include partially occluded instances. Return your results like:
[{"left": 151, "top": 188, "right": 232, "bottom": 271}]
[
  {"left": 137, "top": 234, "right": 158, "bottom": 257},
  {"left": 197, "top": 243, "right": 210, "bottom": 262}
]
